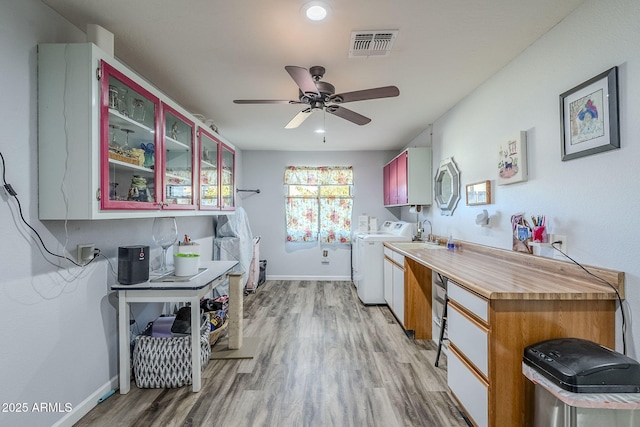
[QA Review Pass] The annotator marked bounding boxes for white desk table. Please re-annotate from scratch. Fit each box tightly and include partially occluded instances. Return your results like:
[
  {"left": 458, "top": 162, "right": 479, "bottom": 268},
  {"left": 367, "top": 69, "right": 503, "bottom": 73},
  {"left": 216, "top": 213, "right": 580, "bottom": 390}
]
[{"left": 112, "top": 260, "right": 239, "bottom": 394}]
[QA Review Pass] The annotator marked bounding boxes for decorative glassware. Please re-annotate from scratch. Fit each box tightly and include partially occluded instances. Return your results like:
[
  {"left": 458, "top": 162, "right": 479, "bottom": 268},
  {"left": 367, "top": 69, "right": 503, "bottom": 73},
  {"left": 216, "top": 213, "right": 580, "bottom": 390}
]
[
  {"left": 108, "top": 85, "right": 119, "bottom": 109},
  {"left": 118, "top": 88, "right": 129, "bottom": 116},
  {"left": 132, "top": 98, "right": 146, "bottom": 123},
  {"left": 152, "top": 217, "right": 178, "bottom": 273},
  {"left": 109, "top": 124, "right": 120, "bottom": 148},
  {"left": 121, "top": 128, "right": 134, "bottom": 149}
]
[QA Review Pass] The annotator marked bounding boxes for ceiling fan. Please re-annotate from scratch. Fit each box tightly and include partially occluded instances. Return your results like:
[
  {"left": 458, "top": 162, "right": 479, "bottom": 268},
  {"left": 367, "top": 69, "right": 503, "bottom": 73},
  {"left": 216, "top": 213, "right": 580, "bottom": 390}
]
[{"left": 233, "top": 65, "right": 399, "bottom": 129}]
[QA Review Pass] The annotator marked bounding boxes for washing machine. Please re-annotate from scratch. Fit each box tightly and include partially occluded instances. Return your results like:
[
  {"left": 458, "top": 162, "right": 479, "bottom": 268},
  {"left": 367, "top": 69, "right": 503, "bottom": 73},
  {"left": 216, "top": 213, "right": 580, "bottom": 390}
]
[{"left": 352, "top": 221, "right": 413, "bottom": 304}]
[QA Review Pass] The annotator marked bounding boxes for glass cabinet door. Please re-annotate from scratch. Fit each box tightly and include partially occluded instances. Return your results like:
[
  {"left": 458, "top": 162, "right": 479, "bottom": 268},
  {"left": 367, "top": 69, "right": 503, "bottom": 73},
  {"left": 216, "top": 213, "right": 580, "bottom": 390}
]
[
  {"left": 198, "top": 128, "right": 219, "bottom": 209},
  {"left": 220, "top": 143, "right": 235, "bottom": 210},
  {"left": 101, "top": 61, "right": 160, "bottom": 210},
  {"left": 162, "top": 104, "right": 195, "bottom": 209}
]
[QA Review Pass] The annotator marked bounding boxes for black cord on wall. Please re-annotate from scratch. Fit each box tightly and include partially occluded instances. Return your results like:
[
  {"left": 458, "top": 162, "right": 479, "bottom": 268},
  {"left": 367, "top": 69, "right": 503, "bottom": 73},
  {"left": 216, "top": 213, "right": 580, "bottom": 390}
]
[
  {"left": 551, "top": 241, "right": 627, "bottom": 355},
  {"left": 0, "top": 150, "right": 98, "bottom": 267}
]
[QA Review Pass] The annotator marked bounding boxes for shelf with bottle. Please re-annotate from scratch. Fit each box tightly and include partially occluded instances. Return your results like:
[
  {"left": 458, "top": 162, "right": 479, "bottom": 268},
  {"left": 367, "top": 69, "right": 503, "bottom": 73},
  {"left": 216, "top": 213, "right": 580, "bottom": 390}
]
[
  {"left": 108, "top": 77, "right": 154, "bottom": 130},
  {"left": 164, "top": 136, "right": 190, "bottom": 152},
  {"left": 201, "top": 159, "right": 217, "bottom": 169},
  {"left": 108, "top": 117, "right": 155, "bottom": 170},
  {"left": 109, "top": 108, "right": 154, "bottom": 135}
]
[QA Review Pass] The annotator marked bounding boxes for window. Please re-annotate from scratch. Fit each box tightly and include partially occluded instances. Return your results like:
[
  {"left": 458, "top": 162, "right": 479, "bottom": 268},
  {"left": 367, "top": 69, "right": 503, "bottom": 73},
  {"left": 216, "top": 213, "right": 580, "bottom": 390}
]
[{"left": 284, "top": 166, "right": 353, "bottom": 244}]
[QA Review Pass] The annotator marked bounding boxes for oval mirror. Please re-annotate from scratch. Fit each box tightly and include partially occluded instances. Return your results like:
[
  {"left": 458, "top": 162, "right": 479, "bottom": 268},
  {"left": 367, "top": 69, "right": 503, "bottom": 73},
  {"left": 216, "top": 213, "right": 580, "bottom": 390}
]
[{"left": 434, "top": 157, "right": 460, "bottom": 215}]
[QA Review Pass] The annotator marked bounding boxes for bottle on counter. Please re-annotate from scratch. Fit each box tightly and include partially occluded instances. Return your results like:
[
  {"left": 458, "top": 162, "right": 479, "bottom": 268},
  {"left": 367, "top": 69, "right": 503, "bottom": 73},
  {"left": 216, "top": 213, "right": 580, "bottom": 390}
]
[{"left": 447, "top": 234, "right": 455, "bottom": 251}]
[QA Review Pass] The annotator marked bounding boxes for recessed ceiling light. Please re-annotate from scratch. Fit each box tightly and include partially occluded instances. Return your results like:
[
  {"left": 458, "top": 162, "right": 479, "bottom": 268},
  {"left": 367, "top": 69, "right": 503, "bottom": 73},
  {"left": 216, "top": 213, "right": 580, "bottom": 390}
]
[
  {"left": 314, "top": 129, "right": 325, "bottom": 134},
  {"left": 303, "top": 1, "right": 330, "bottom": 21}
]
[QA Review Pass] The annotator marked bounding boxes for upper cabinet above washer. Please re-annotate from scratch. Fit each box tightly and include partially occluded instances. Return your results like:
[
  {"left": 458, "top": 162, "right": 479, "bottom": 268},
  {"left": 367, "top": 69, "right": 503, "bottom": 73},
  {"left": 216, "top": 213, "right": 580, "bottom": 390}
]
[{"left": 383, "top": 147, "right": 432, "bottom": 207}]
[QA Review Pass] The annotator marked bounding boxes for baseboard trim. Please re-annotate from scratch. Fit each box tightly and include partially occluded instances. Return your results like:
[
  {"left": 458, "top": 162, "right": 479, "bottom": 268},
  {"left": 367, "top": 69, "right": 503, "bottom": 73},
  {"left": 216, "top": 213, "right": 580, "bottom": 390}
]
[
  {"left": 266, "top": 275, "right": 352, "bottom": 282},
  {"left": 53, "top": 376, "right": 119, "bottom": 427}
]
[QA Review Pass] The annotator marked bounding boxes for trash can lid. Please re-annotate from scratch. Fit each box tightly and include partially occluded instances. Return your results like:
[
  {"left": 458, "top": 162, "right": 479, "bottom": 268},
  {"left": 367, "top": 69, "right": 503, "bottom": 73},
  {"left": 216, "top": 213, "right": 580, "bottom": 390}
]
[{"left": 523, "top": 338, "right": 640, "bottom": 393}]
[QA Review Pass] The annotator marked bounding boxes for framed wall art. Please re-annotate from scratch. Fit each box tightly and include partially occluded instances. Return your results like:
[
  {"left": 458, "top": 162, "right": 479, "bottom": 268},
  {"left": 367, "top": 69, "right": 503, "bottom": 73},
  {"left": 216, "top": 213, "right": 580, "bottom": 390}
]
[
  {"left": 560, "top": 66, "right": 619, "bottom": 161},
  {"left": 498, "top": 131, "right": 527, "bottom": 185},
  {"left": 466, "top": 180, "right": 491, "bottom": 206}
]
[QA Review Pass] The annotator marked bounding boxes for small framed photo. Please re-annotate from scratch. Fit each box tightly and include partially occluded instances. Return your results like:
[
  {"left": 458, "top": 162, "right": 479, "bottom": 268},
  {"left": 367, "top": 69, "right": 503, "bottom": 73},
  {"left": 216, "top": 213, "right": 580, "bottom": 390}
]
[
  {"left": 560, "top": 67, "right": 620, "bottom": 161},
  {"left": 466, "top": 180, "right": 491, "bottom": 206}
]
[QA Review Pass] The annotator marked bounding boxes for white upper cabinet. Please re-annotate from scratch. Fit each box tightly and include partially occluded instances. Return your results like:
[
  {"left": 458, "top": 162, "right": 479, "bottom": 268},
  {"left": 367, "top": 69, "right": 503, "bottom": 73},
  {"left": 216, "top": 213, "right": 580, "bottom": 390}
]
[
  {"left": 38, "top": 43, "right": 234, "bottom": 220},
  {"left": 383, "top": 147, "right": 432, "bottom": 207}
]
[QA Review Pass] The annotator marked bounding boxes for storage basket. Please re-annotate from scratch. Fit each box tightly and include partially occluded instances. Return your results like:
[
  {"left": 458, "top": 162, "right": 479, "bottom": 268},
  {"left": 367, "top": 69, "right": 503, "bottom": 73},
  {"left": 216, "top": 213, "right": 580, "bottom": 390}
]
[
  {"left": 209, "top": 318, "right": 228, "bottom": 345},
  {"left": 109, "top": 151, "right": 143, "bottom": 166},
  {"left": 133, "top": 319, "right": 210, "bottom": 388}
]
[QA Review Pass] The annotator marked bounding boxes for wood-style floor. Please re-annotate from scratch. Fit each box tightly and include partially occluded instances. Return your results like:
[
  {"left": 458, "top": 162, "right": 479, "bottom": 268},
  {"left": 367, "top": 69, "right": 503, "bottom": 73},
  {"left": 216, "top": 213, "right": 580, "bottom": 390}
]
[{"left": 76, "top": 280, "right": 469, "bottom": 427}]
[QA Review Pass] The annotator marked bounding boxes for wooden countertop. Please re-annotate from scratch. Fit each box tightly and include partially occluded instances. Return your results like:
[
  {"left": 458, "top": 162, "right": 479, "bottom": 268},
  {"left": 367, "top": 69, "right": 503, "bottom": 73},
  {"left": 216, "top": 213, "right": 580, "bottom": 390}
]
[{"left": 384, "top": 241, "right": 624, "bottom": 301}]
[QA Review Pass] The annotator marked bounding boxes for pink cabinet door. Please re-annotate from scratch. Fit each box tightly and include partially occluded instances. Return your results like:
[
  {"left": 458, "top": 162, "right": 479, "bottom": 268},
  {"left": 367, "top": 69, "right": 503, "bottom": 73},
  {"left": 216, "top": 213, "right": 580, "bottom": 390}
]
[
  {"left": 396, "top": 151, "right": 408, "bottom": 204},
  {"left": 100, "top": 60, "right": 161, "bottom": 210},
  {"left": 383, "top": 162, "right": 391, "bottom": 206},
  {"left": 389, "top": 157, "right": 398, "bottom": 205}
]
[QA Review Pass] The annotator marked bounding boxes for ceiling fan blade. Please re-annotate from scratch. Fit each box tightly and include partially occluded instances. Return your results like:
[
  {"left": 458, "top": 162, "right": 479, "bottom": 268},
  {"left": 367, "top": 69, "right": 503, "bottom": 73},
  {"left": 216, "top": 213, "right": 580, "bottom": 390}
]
[
  {"left": 285, "top": 66, "right": 319, "bottom": 96},
  {"left": 233, "top": 99, "right": 300, "bottom": 104},
  {"left": 325, "top": 105, "right": 371, "bottom": 125},
  {"left": 285, "top": 108, "right": 313, "bottom": 129},
  {"left": 330, "top": 86, "right": 399, "bottom": 104}
]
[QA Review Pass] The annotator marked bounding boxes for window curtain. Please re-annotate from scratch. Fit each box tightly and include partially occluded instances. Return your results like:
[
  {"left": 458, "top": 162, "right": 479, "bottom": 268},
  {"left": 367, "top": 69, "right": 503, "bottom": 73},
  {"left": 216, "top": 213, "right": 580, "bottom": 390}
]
[{"left": 284, "top": 166, "right": 353, "bottom": 244}]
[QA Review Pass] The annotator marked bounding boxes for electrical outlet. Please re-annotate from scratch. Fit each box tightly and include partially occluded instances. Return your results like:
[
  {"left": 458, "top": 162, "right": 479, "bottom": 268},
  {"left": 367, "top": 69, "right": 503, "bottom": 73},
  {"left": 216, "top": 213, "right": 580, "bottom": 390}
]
[
  {"left": 550, "top": 234, "right": 567, "bottom": 258},
  {"left": 77, "top": 244, "right": 95, "bottom": 263},
  {"left": 321, "top": 249, "right": 329, "bottom": 264}
]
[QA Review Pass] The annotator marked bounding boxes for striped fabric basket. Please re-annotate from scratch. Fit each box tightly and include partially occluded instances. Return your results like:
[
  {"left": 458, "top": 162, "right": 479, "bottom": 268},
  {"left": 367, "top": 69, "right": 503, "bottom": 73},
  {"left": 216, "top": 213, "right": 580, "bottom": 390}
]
[{"left": 133, "top": 319, "right": 211, "bottom": 388}]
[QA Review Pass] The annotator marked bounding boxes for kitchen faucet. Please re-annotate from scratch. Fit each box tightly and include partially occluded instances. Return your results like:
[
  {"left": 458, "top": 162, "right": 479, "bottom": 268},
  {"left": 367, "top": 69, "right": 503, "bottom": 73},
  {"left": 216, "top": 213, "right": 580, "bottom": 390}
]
[
  {"left": 415, "top": 219, "right": 432, "bottom": 241},
  {"left": 422, "top": 219, "right": 432, "bottom": 241}
]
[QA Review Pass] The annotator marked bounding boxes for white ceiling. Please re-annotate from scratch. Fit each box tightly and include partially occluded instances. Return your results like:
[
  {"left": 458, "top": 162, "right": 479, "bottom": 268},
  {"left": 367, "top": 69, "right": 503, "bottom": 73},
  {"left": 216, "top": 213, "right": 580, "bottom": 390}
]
[{"left": 42, "top": 0, "right": 585, "bottom": 152}]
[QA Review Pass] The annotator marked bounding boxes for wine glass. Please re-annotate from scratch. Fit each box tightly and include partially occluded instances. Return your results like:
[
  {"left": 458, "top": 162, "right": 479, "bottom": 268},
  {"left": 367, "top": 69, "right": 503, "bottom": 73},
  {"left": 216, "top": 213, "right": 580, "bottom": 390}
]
[{"left": 152, "top": 217, "right": 178, "bottom": 273}]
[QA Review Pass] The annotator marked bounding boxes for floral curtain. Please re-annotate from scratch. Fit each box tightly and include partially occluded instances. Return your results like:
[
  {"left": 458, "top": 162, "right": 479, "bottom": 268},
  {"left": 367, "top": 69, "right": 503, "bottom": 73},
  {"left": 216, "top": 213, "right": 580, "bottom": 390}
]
[{"left": 284, "top": 166, "right": 353, "bottom": 244}]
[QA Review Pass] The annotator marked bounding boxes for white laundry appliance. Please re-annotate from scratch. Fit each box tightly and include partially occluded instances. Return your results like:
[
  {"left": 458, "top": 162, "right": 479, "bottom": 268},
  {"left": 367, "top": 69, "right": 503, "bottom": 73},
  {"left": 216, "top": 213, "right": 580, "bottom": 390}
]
[{"left": 352, "top": 221, "right": 413, "bottom": 304}]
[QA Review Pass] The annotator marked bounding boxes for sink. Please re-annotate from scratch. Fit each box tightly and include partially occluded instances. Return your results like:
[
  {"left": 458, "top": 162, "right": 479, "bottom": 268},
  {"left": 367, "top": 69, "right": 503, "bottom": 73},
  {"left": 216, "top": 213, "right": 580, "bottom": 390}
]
[{"left": 393, "top": 242, "right": 444, "bottom": 250}]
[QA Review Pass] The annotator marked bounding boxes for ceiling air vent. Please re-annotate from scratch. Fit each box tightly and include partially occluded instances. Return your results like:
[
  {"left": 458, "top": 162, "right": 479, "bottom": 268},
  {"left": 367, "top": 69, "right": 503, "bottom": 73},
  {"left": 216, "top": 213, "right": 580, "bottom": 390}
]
[{"left": 349, "top": 30, "right": 398, "bottom": 58}]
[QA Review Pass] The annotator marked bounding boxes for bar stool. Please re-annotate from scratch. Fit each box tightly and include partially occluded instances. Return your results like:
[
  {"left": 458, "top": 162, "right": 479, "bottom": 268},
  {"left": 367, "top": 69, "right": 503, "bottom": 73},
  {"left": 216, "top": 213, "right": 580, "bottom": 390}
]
[{"left": 434, "top": 273, "right": 448, "bottom": 367}]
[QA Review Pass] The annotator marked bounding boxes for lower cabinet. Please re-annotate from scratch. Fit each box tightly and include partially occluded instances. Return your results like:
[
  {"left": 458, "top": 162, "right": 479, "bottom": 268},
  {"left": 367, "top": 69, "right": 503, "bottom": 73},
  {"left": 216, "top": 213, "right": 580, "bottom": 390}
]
[
  {"left": 383, "top": 251, "right": 393, "bottom": 305},
  {"left": 384, "top": 243, "right": 619, "bottom": 427},
  {"left": 446, "top": 278, "right": 616, "bottom": 426},
  {"left": 391, "top": 263, "right": 404, "bottom": 324},
  {"left": 448, "top": 346, "right": 489, "bottom": 427},
  {"left": 383, "top": 247, "right": 405, "bottom": 327},
  {"left": 447, "top": 280, "right": 490, "bottom": 427}
]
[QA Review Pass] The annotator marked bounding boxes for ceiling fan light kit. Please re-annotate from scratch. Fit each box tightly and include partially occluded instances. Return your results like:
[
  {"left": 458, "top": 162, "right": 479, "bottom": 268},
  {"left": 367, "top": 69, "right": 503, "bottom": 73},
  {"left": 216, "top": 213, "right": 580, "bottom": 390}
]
[{"left": 234, "top": 65, "right": 399, "bottom": 129}]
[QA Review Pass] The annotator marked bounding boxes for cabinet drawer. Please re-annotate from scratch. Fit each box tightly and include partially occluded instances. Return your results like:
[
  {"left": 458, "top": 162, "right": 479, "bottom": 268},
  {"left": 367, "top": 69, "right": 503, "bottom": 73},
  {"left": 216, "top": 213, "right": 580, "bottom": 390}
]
[
  {"left": 448, "top": 346, "right": 488, "bottom": 427},
  {"left": 391, "top": 251, "right": 405, "bottom": 265},
  {"left": 448, "top": 302, "right": 488, "bottom": 377},
  {"left": 383, "top": 247, "right": 393, "bottom": 258},
  {"left": 448, "top": 280, "right": 488, "bottom": 322}
]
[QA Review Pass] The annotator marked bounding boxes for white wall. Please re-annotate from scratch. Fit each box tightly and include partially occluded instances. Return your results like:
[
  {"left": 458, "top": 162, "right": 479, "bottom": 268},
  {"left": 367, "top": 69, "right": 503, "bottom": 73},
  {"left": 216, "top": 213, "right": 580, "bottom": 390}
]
[
  {"left": 241, "top": 150, "right": 399, "bottom": 280},
  {"left": 420, "top": 0, "right": 640, "bottom": 357},
  {"left": 0, "top": 2, "right": 228, "bottom": 426}
]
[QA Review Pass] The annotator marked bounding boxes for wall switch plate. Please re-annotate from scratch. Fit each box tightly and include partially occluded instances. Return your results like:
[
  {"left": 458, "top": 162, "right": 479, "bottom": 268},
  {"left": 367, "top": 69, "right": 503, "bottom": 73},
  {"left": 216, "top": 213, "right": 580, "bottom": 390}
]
[{"left": 77, "top": 244, "right": 95, "bottom": 263}]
